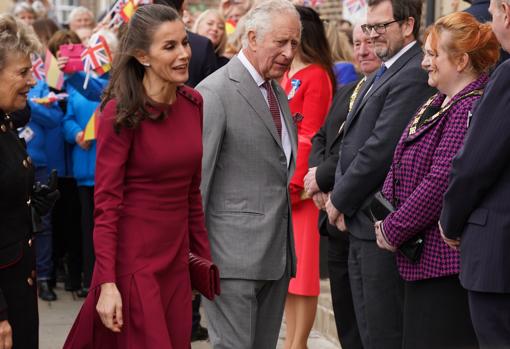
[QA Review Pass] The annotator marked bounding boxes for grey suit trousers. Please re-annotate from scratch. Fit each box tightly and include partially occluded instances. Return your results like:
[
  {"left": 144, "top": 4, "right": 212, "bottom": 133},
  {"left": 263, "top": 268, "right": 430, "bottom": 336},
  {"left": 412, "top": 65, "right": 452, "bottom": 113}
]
[{"left": 203, "top": 273, "right": 290, "bottom": 349}]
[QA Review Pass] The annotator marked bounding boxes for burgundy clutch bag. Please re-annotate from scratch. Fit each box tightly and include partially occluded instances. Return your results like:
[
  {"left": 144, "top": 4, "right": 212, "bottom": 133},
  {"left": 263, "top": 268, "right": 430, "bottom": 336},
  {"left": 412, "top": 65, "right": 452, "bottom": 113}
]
[{"left": 189, "top": 253, "right": 220, "bottom": 300}]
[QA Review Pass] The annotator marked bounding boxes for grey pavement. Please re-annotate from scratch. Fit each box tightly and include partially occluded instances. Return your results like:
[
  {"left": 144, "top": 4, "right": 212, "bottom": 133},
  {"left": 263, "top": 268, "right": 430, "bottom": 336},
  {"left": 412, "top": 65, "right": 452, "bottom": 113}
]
[{"left": 39, "top": 285, "right": 339, "bottom": 349}]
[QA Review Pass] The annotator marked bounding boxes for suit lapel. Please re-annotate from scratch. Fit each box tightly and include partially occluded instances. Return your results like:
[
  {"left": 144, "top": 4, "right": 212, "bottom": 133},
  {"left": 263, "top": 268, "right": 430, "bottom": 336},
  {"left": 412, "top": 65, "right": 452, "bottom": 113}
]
[
  {"left": 344, "top": 44, "right": 422, "bottom": 134},
  {"left": 228, "top": 57, "right": 283, "bottom": 147}
]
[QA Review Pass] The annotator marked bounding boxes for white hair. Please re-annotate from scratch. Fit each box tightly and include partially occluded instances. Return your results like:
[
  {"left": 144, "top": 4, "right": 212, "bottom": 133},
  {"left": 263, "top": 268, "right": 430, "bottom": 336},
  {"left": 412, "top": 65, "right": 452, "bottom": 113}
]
[
  {"left": 68, "top": 6, "right": 94, "bottom": 24},
  {"left": 241, "top": 0, "right": 300, "bottom": 49},
  {"left": 12, "top": 2, "right": 36, "bottom": 17}
]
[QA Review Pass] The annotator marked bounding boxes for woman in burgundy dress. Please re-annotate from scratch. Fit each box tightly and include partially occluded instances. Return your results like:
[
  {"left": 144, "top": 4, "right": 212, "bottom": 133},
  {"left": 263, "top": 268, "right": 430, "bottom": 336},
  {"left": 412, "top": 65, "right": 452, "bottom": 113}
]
[{"left": 64, "top": 5, "right": 212, "bottom": 348}]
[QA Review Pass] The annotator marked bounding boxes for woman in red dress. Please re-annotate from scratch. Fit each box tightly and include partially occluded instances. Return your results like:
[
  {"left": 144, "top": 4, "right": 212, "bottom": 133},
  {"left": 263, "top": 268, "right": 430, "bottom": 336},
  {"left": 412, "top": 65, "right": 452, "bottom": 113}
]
[
  {"left": 64, "top": 5, "right": 212, "bottom": 348},
  {"left": 280, "top": 6, "right": 334, "bottom": 349}
]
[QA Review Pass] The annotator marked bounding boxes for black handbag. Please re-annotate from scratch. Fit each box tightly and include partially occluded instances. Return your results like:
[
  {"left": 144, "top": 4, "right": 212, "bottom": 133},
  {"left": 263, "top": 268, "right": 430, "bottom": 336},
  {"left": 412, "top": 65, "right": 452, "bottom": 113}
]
[{"left": 370, "top": 192, "right": 424, "bottom": 263}]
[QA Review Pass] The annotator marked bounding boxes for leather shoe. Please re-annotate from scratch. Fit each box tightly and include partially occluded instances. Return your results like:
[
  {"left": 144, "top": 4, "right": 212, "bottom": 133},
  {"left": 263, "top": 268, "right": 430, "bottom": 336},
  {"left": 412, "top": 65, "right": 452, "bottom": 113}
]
[{"left": 38, "top": 281, "right": 57, "bottom": 301}]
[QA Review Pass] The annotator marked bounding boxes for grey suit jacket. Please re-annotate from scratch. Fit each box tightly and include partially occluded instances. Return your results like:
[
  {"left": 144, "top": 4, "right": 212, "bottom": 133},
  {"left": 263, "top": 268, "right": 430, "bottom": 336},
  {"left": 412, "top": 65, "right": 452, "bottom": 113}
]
[
  {"left": 330, "top": 43, "right": 436, "bottom": 240},
  {"left": 197, "top": 56, "right": 298, "bottom": 280}
]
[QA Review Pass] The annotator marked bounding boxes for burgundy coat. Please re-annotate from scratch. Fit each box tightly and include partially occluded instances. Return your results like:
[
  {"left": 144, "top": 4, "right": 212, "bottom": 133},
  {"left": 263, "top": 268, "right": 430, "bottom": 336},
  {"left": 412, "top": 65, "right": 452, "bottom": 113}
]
[{"left": 381, "top": 74, "right": 488, "bottom": 281}]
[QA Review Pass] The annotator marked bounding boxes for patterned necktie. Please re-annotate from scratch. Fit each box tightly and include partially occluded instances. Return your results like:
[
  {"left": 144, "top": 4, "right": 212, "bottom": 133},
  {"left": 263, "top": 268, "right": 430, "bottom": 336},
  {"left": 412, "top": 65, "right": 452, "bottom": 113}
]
[
  {"left": 263, "top": 81, "right": 282, "bottom": 139},
  {"left": 373, "top": 64, "right": 387, "bottom": 84}
]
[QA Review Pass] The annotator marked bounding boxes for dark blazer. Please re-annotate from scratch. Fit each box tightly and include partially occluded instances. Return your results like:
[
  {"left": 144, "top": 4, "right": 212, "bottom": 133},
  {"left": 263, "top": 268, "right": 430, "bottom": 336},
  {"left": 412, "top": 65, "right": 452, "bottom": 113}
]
[
  {"left": 440, "top": 60, "right": 510, "bottom": 293},
  {"left": 464, "top": 0, "right": 491, "bottom": 23},
  {"left": 330, "top": 43, "right": 436, "bottom": 240},
  {"left": 309, "top": 80, "right": 358, "bottom": 238},
  {"left": 187, "top": 31, "right": 217, "bottom": 88}
]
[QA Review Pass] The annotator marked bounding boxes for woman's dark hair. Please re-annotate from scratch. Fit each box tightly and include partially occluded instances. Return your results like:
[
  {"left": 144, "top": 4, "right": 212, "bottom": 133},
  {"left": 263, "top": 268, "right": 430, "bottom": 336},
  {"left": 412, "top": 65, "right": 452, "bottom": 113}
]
[
  {"left": 47, "top": 29, "right": 81, "bottom": 57},
  {"left": 32, "top": 18, "right": 59, "bottom": 47},
  {"left": 295, "top": 6, "right": 336, "bottom": 93},
  {"left": 101, "top": 4, "right": 181, "bottom": 131}
]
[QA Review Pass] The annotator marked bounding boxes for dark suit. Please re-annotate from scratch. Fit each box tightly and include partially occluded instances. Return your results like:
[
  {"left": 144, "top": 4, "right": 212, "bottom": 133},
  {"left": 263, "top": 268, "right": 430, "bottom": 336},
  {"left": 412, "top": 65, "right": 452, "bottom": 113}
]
[
  {"left": 187, "top": 31, "right": 217, "bottom": 88},
  {"left": 440, "top": 59, "right": 510, "bottom": 348},
  {"left": 330, "top": 43, "right": 436, "bottom": 349},
  {"left": 309, "top": 81, "right": 363, "bottom": 349}
]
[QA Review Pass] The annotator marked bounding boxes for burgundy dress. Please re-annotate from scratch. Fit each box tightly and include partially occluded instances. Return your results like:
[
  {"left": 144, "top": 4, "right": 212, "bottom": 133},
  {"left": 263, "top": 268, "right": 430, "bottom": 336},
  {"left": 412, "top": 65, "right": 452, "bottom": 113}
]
[{"left": 64, "top": 86, "right": 211, "bottom": 349}]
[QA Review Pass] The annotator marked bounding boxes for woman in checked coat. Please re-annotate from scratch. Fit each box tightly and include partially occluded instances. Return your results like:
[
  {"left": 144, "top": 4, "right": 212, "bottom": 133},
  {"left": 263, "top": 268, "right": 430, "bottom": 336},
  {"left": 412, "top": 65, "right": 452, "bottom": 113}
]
[{"left": 374, "top": 12, "right": 499, "bottom": 349}]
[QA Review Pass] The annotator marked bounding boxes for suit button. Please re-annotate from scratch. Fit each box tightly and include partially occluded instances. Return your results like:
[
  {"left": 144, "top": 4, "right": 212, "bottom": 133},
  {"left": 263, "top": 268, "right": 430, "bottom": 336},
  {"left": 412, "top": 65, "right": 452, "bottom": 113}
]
[
  {"left": 22, "top": 160, "right": 29, "bottom": 168},
  {"left": 0, "top": 124, "right": 6, "bottom": 132},
  {"left": 394, "top": 179, "right": 400, "bottom": 185},
  {"left": 28, "top": 239, "right": 33, "bottom": 247},
  {"left": 27, "top": 277, "right": 34, "bottom": 286},
  {"left": 26, "top": 197, "right": 31, "bottom": 206}
]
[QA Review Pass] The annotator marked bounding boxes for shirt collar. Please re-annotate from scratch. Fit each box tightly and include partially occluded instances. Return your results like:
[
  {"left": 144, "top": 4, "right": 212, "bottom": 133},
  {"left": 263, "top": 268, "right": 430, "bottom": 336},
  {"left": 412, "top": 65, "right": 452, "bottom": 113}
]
[
  {"left": 237, "top": 49, "right": 266, "bottom": 88},
  {"left": 383, "top": 40, "right": 416, "bottom": 69}
]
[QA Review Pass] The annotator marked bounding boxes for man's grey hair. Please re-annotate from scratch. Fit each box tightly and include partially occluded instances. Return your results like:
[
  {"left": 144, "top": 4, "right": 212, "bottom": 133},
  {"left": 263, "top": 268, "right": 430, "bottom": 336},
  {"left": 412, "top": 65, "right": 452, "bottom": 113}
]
[
  {"left": 68, "top": 6, "right": 94, "bottom": 24},
  {"left": 241, "top": 0, "right": 300, "bottom": 49},
  {"left": 12, "top": 2, "right": 36, "bottom": 17}
]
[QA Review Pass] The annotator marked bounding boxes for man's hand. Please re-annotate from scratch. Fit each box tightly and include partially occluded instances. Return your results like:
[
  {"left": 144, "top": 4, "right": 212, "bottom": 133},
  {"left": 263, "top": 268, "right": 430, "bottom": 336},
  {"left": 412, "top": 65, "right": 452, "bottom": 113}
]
[
  {"left": 0, "top": 320, "right": 12, "bottom": 349},
  {"left": 439, "top": 222, "right": 460, "bottom": 250},
  {"left": 75, "top": 131, "right": 91, "bottom": 150},
  {"left": 374, "top": 221, "right": 396, "bottom": 252},
  {"left": 326, "top": 197, "right": 347, "bottom": 231},
  {"left": 312, "top": 192, "right": 328, "bottom": 210},
  {"left": 304, "top": 167, "right": 320, "bottom": 196},
  {"left": 97, "top": 283, "right": 123, "bottom": 333}
]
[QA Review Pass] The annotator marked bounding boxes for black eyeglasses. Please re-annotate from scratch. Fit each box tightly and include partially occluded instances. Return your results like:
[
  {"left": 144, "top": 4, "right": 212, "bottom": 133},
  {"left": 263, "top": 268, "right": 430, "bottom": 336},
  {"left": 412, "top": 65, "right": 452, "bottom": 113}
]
[{"left": 361, "top": 19, "right": 403, "bottom": 35}]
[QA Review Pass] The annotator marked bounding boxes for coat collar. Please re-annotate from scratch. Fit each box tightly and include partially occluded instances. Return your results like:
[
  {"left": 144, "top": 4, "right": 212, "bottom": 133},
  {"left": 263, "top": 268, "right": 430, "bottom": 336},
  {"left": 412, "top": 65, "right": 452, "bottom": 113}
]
[
  {"left": 404, "top": 73, "right": 489, "bottom": 142},
  {"left": 345, "top": 43, "right": 422, "bottom": 133}
]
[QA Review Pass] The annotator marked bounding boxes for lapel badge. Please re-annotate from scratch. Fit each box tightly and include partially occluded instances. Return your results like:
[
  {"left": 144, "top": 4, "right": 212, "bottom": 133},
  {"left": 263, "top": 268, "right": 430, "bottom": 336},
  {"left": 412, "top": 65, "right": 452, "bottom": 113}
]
[{"left": 293, "top": 112, "right": 304, "bottom": 125}]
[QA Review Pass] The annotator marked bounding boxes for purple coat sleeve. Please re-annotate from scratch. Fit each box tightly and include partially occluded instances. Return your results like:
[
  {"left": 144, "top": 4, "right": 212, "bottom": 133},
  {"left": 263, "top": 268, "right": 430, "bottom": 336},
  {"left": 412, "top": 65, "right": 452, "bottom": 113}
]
[{"left": 382, "top": 101, "right": 473, "bottom": 247}]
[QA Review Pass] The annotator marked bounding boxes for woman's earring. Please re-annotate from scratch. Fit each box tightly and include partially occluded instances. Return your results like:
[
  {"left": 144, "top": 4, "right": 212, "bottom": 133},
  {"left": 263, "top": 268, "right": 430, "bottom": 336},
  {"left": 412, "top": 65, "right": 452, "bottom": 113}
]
[{"left": 142, "top": 62, "right": 150, "bottom": 67}]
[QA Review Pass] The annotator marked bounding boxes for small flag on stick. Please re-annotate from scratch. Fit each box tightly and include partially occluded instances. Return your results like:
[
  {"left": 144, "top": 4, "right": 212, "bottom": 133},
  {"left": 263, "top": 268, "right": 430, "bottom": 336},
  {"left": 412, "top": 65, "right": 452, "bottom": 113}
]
[
  {"left": 44, "top": 50, "right": 64, "bottom": 90},
  {"left": 82, "top": 110, "right": 98, "bottom": 141}
]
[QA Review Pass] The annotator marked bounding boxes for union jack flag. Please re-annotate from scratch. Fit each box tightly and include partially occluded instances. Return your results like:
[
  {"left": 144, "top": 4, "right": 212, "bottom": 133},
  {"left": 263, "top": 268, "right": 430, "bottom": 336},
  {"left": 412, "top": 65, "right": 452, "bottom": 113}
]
[
  {"left": 81, "top": 34, "right": 113, "bottom": 76},
  {"left": 345, "top": 0, "right": 366, "bottom": 13},
  {"left": 31, "top": 54, "right": 45, "bottom": 81}
]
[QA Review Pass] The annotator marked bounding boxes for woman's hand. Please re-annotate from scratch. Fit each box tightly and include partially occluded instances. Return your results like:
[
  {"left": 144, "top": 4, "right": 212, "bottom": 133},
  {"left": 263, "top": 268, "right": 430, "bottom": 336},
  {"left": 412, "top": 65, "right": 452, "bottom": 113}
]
[
  {"left": 96, "top": 283, "right": 123, "bottom": 333},
  {"left": 375, "top": 221, "right": 397, "bottom": 252},
  {"left": 0, "top": 320, "right": 12, "bottom": 349}
]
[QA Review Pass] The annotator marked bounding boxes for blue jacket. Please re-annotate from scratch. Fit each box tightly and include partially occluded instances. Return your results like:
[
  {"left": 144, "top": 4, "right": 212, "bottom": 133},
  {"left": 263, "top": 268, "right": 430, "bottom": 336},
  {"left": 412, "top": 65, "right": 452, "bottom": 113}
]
[
  {"left": 62, "top": 84, "right": 99, "bottom": 187},
  {"left": 25, "top": 80, "right": 63, "bottom": 169}
]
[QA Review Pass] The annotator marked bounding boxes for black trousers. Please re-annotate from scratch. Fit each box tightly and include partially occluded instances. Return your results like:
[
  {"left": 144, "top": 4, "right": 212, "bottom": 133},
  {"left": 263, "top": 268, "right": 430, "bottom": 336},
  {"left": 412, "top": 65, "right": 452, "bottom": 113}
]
[
  {"left": 0, "top": 239, "right": 38, "bottom": 349},
  {"left": 78, "top": 186, "right": 95, "bottom": 288},
  {"left": 402, "top": 275, "right": 478, "bottom": 349},
  {"left": 469, "top": 290, "right": 510, "bottom": 349},
  {"left": 52, "top": 177, "right": 82, "bottom": 288},
  {"left": 328, "top": 234, "right": 363, "bottom": 349},
  {"left": 348, "top": 235, "right": 404, "bottom": 349}
]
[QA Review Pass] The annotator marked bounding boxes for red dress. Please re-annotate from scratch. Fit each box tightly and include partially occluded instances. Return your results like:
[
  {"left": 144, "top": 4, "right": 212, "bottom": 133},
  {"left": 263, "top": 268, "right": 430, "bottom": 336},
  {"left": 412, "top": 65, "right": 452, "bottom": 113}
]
[
  {"left": 63, "top": 86, "right": 211, "bottom": 349},
  {"left": 281, "top": 64, "right": 333, "bottom": 296}
]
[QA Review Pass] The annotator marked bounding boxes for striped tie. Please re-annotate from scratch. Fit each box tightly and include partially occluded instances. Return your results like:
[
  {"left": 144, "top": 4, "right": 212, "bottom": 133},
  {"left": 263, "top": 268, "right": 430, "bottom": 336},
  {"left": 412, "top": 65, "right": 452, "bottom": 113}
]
[{"left": 263, "top": 81, "right": 282, "bottom": 139}]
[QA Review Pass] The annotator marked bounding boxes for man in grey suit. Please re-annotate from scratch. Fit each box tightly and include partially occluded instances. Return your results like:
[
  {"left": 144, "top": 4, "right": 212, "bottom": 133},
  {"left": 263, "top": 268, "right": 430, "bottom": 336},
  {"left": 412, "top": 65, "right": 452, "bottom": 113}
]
[
  {"left": 325, "top": 0, "right": 435, "bottom": 348},
  {"left": 196, "top": 1, "right": 300, "bottom": 348}
]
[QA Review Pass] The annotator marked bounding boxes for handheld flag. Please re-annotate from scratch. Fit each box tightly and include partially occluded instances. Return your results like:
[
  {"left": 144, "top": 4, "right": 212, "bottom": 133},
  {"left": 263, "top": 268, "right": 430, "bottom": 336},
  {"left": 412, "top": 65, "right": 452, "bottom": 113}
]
[
  {"left": 82, "top": 110, "right": 98, "bottom": 141},
  {"left": 44, "top": 49, "right": 64, "bottom": 90},
  {"left": 31, "top": 54, "right": 45, "bottom": 81}
]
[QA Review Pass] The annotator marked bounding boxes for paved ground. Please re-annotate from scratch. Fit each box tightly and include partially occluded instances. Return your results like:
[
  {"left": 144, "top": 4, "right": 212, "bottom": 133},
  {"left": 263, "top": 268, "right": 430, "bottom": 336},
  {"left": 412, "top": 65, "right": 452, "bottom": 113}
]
[{"left": 39, "top": 284, "right": 339, "bottom": 349}]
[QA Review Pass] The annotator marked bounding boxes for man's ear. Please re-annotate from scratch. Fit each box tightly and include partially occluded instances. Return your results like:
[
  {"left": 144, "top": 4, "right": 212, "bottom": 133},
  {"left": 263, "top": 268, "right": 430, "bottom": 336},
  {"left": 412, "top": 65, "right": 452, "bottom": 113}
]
[
  {"left": 133, "top": 49, "right": 150, "bottom": 67},
  {"left": 403, "top": 17, "right": 415, "bottom": 39},
  {"left": 503, "top": 2, "right": 510, "bottom": 29},
  {"left": 247, "top": 30, "right": 258, "bottom": 52}
]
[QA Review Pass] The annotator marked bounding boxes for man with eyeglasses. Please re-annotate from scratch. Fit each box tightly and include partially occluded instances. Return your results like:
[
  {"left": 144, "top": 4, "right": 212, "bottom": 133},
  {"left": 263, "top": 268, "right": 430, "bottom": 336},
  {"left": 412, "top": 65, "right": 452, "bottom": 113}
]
[{"left": 324, "top": 0, "right": 435, "bottom": 348}]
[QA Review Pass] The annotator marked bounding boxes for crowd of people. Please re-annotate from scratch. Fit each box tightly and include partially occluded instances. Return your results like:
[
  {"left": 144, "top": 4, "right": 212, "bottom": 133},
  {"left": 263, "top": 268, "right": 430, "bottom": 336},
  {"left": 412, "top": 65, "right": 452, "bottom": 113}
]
[{"left": 0, "top": 0, "right": 509, "bottom": 348}]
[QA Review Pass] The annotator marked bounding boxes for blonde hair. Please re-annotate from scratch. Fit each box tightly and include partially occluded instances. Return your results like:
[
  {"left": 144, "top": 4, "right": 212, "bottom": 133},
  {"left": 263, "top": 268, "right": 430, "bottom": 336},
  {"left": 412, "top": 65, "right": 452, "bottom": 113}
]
[
  {"left": 193, "top": 9, "right": 227, "bottom": 55},
  {"left": 0, "top": 14, "right": 41, "bottom": 70},
  {"left": 326, "top": 21, "right": 354, "bottom": 63}
]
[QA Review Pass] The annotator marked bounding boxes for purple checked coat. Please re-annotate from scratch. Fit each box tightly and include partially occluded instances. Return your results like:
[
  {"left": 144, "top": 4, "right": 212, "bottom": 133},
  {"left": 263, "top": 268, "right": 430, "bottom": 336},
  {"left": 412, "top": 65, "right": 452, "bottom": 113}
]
[{"left": 381, "top": 74, "right": 488, "bottom": 281}]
